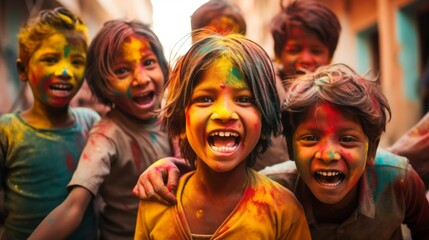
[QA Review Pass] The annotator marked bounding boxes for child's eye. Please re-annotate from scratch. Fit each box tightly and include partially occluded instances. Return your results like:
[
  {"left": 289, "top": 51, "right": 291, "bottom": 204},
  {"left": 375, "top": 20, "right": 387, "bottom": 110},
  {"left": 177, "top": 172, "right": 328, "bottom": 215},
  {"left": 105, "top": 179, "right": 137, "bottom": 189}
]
[
  {"left": 42, "top": 57, "right": 58, "bottom": 64},
  {"left": 143, "top": 59, "right": 157, "bottom": 66},
  {"left": 113, "top": 67, "right": 130, "bottom": 79},
  {"left": 340, "top": 136, "right": 357, "bottom": 143},
  {"left": 285, "top": 46, "right": 301, "bottom": 54},
  {"left": 301, "top": 135, "right": 318, "bottom": 142},
  {"left": 71, "top": 58, "right": 85, "bottom": 67},
  {"left": 236, "top": 96, "right": 255, "bottom": 104},
  {"left": 310, "top": 49, "right": 325, "bottom": 55},
  {"left": 196, "top": 97, "right": 213, "bottom": 103}
]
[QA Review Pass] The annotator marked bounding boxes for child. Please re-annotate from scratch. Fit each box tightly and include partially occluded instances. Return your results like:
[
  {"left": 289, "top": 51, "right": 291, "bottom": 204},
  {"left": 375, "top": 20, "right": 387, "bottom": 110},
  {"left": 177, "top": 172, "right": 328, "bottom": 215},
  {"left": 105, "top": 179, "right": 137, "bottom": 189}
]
[
  {"left": 132, "top": 0, "right": 343, "bottom": 199},
  {"left": 190, "top": 0, "right": 246, "bottom": 43},
  {"left": 270, "top": 0, "right": 341, "bottom": 79},
  {"left": 0, "top": 7, "right": 99, "bottom": 239},
  {"left": 263, "top": 63, "right": 429, "bottom": 239},
  {"left": 134, "top": 33, "right": 311, "bottom": 239},
  {"left": 29, "top": 20, "right": 175, "bottom": 240}
]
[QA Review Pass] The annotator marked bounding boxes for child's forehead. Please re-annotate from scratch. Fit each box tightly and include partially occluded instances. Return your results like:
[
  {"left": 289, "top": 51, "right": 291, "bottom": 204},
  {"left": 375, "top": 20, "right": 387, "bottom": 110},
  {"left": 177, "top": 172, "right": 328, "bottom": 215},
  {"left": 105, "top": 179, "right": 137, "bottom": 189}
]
[
  {"left": 120, "top": 35, "right": 151, "bottom": 52},
  {"left": 286, "top": 26, "right": 321, "bottom": 41},
  {"left": 302, "top": 103, "right": 360, "bottom": 126},
  {"left": 37, "top": 32, "right": 86, "bottom": 50}
]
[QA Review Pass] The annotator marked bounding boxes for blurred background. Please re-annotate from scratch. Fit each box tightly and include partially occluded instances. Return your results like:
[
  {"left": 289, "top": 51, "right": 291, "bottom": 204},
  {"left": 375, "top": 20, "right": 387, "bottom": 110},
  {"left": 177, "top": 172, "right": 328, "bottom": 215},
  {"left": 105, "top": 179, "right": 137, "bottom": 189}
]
[{"left": 1, "top": 0, "right": 429, "bottom": 147}]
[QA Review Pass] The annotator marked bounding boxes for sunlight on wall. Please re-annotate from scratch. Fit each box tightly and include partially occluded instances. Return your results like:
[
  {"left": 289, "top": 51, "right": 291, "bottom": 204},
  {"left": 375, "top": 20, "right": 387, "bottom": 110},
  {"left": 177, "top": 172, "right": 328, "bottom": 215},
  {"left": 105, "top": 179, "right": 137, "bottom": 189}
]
[{"left": 152, "top": 0, "right": 208, "bottom": 65}]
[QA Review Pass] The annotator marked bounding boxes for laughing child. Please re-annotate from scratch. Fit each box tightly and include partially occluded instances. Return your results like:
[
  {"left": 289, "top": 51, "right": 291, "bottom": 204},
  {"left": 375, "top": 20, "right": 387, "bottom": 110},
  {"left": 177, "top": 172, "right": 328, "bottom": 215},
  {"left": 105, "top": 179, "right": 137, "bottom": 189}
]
[
  {"left": 134, "top": 33, "right": 310, "bottom": 239},
  {"left": 30, "top": 20, "right": 176, "bottom": 240},
  {"left": 132, "top": 0, "right": 343, "bottom": 200},
  {"left": 0, "top": 7, "right": 99, "bottom": 239},
  {"left": 265, "top": 63, "right": 429, "bottom": 239}
]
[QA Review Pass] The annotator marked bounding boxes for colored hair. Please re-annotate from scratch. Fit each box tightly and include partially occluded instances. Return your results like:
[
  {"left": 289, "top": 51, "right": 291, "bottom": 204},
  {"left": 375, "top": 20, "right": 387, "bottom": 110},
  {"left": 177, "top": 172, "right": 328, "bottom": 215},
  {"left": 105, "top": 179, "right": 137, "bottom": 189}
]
[
  {"left": 191, "top": 0, "right": 246, "bottom": 34},
  {"left": 85, "top": 20, "right": 169, "bottom": 107},
  {"left": 281, "top": 63, "right": 391, "bottom": 162},
  {"left": 17, "top": 7, "right": 88, "bottom": 68},
  {"left": 271, "top": 0, "right": 341, "bottom": 60},
  {"left": 161, "top": 34, "right": 280, "bottom": 168}
]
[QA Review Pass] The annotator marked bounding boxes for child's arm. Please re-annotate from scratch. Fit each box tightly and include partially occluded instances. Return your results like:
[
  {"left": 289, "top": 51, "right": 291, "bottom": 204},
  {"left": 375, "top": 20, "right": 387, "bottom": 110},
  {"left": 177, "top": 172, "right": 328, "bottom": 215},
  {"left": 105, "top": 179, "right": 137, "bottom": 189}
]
[
  {"left": 403, "top": 165, "right": 429, "bottom": 239},
  {"left": 386, "top": 112, "right": 429, "bottom": 187},
  {"left": 28, "top": 186, "right": 92, "bottom": 240},
  {"left": 132, "top": 157, "right": 191, "bottom": 204}
]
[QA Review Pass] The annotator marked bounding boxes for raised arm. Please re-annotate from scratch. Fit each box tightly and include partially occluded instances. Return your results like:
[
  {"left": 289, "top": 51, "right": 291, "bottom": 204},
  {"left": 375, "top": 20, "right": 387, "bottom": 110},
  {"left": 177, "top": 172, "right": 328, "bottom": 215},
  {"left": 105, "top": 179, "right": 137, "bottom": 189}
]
[
  {"left": 132, "top": 157, "right": 191, "bottom": 205},
  {"left": 28, "top": 186, "right": 92, "bottom": 240}
]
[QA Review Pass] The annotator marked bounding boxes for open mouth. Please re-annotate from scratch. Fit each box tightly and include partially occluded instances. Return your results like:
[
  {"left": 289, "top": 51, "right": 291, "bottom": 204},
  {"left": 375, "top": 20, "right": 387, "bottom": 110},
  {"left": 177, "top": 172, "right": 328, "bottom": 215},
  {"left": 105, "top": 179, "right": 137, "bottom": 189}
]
[
  {"left": 50, "top": 83, "right": 72, "bottom": 95},
  {"left": 313, "top": 170, "right": 345, "bottom": 187},
  {"left": 132, "top": 92, "right": 154, "bottom": 105},
  {"left": 208, "top": 130, "right": 240, "bottom": 152}
]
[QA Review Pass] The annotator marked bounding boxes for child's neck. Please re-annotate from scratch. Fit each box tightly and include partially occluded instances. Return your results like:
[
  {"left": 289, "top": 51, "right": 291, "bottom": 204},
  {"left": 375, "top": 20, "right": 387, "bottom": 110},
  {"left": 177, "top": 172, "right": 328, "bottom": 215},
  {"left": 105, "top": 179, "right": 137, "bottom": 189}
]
[
  {"left": 20, "top": 104, "right": 74, "bottom": 129},
  {"left": 193, "top": 161, "right": 248, "bottom": 195},
  {"left": 312, "top": 183, "right": 359, "bottom": 224},
  {"left": 182, "top": 161, "right": 248, "bottom": 235}
]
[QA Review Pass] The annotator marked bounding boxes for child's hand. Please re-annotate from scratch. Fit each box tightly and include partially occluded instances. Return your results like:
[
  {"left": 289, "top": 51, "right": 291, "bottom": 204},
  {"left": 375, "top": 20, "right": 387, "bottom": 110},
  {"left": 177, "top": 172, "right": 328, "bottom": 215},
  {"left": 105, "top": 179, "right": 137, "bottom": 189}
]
[{"left": 133, "top": 157, "right": 182, "bottom": 205}]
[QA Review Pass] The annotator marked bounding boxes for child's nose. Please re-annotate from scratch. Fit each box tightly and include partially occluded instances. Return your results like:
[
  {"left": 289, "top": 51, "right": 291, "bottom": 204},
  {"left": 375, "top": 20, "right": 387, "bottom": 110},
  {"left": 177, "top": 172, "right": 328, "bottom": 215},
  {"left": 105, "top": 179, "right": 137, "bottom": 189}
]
[
  {"left": 132, "top": 70, "right": 150, "bottom": 87},
  {"left": 315, "top": 143, "right": 341, "bottom": 162},
  {"left": 55, "top": 67, "right": 71, "bottom": 79},
  {"left": 210, "top": 101, "right": 238, "bottom": 122}
]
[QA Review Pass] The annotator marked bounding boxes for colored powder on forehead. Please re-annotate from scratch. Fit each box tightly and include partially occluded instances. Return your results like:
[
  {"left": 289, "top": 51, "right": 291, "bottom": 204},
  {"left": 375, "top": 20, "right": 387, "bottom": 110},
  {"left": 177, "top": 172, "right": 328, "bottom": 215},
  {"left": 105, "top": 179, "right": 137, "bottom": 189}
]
[
  {"left": 63, "top": 45, "right": 70, "bottom": 57},
  {"left": 214, "top": 56, "right": 245, "bottom": 88},
  {"left": 226, "top": 66, "right": 244, "bottom": 87},
  {"left": 122, "top": 36, "right": 151, "bottom": 61}
]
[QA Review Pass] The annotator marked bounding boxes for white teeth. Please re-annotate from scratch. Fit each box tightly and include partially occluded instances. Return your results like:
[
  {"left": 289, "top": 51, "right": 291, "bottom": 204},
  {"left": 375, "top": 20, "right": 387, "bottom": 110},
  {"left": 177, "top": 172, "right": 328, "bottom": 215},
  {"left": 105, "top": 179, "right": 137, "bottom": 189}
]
[
  {"left": 211, "top": 145, "right": 237, "bottom": 152},
  {"left": 317, "top": 171, "right": 340, "bottom": 176},
  {"left": 52, "top": 84, "right": 71, "bottom": 89},
  {"left": 320, "top": 181, "right": 341, "bottom": 187},
  {"left": 209, "top": 131, "right": 239, "bottom": 137}
]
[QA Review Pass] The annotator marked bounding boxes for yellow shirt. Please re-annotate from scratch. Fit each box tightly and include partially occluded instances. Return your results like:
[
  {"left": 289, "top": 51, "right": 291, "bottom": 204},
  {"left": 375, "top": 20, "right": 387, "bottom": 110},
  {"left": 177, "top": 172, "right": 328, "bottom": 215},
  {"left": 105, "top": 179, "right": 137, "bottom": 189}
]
[{"left": 134, "top": 169, "right": 311, "bottom": 239}]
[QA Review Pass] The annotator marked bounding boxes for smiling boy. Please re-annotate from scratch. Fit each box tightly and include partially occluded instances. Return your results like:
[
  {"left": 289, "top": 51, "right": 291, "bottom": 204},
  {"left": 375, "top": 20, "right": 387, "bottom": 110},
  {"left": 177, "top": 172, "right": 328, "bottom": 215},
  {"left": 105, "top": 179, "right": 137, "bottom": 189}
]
[{"left": 262, "top": 63, "right": 429, "bottom": 239}]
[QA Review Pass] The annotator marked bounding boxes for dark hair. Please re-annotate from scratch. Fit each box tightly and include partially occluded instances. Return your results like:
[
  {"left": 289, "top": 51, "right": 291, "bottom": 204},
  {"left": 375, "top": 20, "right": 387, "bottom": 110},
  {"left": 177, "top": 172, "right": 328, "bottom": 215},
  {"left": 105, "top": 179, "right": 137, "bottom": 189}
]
[
  {"left": 17, "top": 7, "right": 88, "bottom": 67},
  {"left": 282, "top": 63, "right": 391, "bottom": 162},
  {"left": 191, "top": 0, "right": 246, "bottom": 34},
  {"left": 162, "top": 34, "right": 280, "bottom": 168},
  {"left": 271, "top": 0, "right": 341, "bottom": 60},
  {"left": 85, "top": 20, "right": 169, "bottom": 107}
]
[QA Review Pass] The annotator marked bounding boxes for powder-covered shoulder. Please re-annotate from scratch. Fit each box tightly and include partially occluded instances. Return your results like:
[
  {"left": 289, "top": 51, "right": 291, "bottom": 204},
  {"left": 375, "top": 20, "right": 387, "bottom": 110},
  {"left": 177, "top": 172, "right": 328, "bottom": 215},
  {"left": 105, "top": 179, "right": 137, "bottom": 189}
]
[
  {"left": 71, "top": 107, "right": 101, "bottom": 130},
  {"left": 374, "top": 147, "right": 408, "bottom": 170},
  {"left": 251, "top": 170, "right": 298, "bottom": 202}
]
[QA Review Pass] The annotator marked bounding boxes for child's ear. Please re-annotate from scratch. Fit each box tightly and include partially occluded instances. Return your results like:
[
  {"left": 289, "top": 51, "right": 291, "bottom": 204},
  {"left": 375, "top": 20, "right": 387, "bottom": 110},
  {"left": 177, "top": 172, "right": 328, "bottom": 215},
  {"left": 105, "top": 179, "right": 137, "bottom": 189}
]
[{"left": 16, "top": 58, "right": 28, "bottom": 81}]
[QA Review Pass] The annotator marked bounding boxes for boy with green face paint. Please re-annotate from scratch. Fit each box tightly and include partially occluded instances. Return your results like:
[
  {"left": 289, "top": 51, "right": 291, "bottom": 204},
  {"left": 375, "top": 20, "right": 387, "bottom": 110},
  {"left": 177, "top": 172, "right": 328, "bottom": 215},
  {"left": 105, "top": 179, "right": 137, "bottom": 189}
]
[{"left": 0, "top": 7, "right": 99, "bottom": 239}]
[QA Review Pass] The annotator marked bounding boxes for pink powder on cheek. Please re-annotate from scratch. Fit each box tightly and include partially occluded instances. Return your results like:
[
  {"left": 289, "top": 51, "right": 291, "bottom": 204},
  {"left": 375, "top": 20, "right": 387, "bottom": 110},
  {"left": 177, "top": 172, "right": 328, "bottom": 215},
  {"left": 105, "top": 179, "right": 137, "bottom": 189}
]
[{"left": 339, "top": 150, "right": 353, "bottom": 159}]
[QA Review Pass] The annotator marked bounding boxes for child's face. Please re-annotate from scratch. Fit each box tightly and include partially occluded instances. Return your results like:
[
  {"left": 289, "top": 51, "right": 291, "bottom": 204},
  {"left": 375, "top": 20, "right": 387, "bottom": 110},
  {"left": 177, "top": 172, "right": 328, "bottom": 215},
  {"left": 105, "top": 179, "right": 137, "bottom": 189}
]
[
  {"left": 109, "top": 34, "right": 164, "bottom": 120},
  {"left": 280, "top": 27, "right": 331, "bottom": 75},
  {"left": 185, "top": 57, "right": 261, "bottom": 172},
  {"left": 292, "top": 103, "right": 368, "bottom": 204},
  {"left": 26, "top": 32, "right": 86, "bottom": 108}
]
